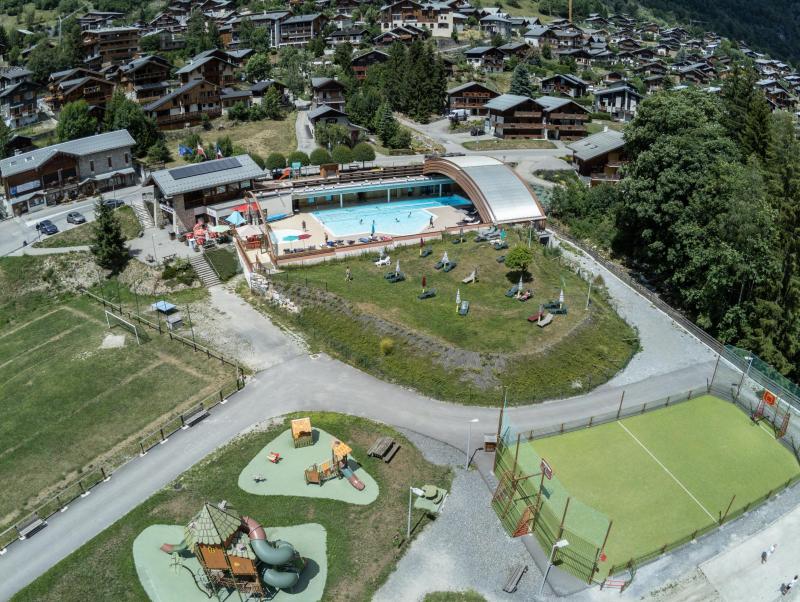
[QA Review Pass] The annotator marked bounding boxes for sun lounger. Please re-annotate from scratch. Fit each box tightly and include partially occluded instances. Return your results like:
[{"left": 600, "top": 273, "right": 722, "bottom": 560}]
[
  {"left": 506, "top": 284, "right": 520, "bottom": 297},
  {"left": 375, "top": 255, "right": 390, "bottom": 267},
  {"left": 418, "top": 288, "right": 437, "bottom": 300},
  {"left": 386, "top": 272, "right": 405, "bottom": 283},
  {"left": 550, "top": 305, "right": 568, "bottom": 315},
  {"left": 493, "top": 240, "right": 508, "bottom": 250},
  {"left": 434, "top": 260, "right": 444, "bottom": 270},
  {"left": 421, "top": 247, "right": 433, "bottom": 257},
  {"left": 518, "top": 289, "right": 532, "bottom": 302},
  {"left": 443, "top": 261, "right": 457, "bottom": 273},
  {"left": 462, "top": 270, "right": 477, "bottom": 284},
  {"left": 497, "top": 255, "right": 506, "bottom": 264},
  {"left": 359, "top": 237, "right": 371, "bottom": 243},
  {"left": 537, "top": 313, "right": 554, "bottom": 327},
  {"left": 527, "top": 311, "right": 545, "bottom": 322},
  {"left": 459, "top": 300, "right": 470, "bottom": 316}
]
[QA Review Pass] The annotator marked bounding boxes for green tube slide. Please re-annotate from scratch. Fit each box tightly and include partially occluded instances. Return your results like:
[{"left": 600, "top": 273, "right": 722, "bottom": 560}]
[
  {"left": 251, "top": 538, "right": 296, "bottom": 566},
  {"left": 262, "top": 565, "right": 300, "bottom": 590}
]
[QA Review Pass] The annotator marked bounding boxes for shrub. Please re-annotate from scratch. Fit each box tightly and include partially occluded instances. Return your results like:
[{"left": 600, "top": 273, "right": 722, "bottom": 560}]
[
  {"left": 379, "top": 337, "right": 394, "bottom": 355},
  {"left": 266, "top": 152, "right": 286, "bottom": 170},
  {"left": 287, "top": 151, "right": 310, "bottom": 166},
  {"left": 331, "top": 144, "right": 353, "bottom": 166},
  {"left": 310, "top": 147, "right": 332, "bottom": 165}
]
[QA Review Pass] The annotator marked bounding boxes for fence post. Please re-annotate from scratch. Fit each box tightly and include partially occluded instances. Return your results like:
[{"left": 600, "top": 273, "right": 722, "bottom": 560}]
[
  {"left": 160, "top": 428, "right": 165, "bottom": 442},
  {"left": 616, "top": 390, "right": 625, "bottom": 419},
  {"left": 100, "top": 467, "right": 106, "bottom": 480},
  {"left": 719, "top": 494, "right": 736, "bottom": 524},
  {"left": 665, "top": 396, "right": 670, "bottom": 407},
  {"left": 493, "top": 396, "right": 506, "bottom": 473},
  {"left": 588, "top": 416, "right": 593, "bottom": 428},
  {"left": 78, "top": 479, "right": 85, "bottom": 495},
  {"left": 140, "top": 442, "right": 146, "bottom": 455},
  {"left": 641, "top": 403, "right": 647, "bottom": 414},
  {"left": 590, "top": 520, "right": 614, "bottom": 583},
  {"left": 219, "top": 389, "right": 224, "bottom": 403},
  {"left": 687, "top": 389, "right": 692, "bottom": 400},
  {"left": 710, "top": 353, "right": 721, "bottom": 390}
]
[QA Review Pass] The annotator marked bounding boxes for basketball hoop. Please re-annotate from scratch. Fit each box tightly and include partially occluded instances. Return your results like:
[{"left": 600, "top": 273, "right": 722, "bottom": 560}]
[{"left": 763, "top": 390, "right": 777, "bottom": 406}]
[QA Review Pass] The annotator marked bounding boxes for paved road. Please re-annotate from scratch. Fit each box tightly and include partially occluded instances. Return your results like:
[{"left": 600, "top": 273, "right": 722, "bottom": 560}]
[{"left": 295, "top": 110, "right": 316, "bottom": 155}]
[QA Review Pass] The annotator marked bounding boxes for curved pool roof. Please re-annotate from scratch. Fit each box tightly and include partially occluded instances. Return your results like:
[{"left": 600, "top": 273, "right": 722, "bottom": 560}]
[{"left": 422, "top": 156, "right": 545, "bottom": 224}]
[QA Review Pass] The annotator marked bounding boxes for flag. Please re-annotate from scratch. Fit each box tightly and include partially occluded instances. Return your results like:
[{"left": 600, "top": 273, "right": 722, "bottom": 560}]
[
  {"left": 196, "top": 144, "right": 207, "bottom": 159},
  {"left": 178, "top": 144, "right": 192, "bottom": 156},
  {"left": 215, "top": 144, "right": 223, "bottom": 159}
]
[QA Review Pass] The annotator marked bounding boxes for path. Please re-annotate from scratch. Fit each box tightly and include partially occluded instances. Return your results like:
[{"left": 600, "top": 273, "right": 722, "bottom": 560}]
[{"left": 295, "top": 109, "right": 316, "bottom": 155}]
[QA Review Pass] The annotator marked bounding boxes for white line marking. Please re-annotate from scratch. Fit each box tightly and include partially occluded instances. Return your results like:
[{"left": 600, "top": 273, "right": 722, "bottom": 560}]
[{"left": 618, "top": 422, "right": 715, "bottom": 521}]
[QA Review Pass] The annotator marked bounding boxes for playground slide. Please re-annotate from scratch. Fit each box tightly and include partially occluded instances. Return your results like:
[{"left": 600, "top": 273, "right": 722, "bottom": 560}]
[
  {"left": 242, "top": 516, "right": 300, "bottom": 590},
  {"left": 340, "top": 466, "right": 366, "bottom": 491},
  {"left": 160, "top": 538, "right": 189, "bottom": 554}
]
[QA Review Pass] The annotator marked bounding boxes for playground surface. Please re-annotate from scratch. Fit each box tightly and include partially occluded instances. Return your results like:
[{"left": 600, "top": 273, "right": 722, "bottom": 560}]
[
  {"left": 523, "top": 395, "right": 800, "bottom": 577},
  {"left": 133, "top": 523, "right": 327, "bottom": 602},
  {"left": 0, "top": 294, "right": 236, "bottom": 528},
  {"left": 238, "top": 427, "right": 379, "bottom": 505}
]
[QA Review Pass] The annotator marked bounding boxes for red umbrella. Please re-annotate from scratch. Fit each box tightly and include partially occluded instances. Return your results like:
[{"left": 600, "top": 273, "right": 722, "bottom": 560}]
[
  {"left": 422, "top": 275, "right": 427, "bottom": 289},
  {"left": 298, "top": 233, "right": 312, "bottom": 240},
  {"left": 420, "top": 237, "right": 424, "bottom": 247}
]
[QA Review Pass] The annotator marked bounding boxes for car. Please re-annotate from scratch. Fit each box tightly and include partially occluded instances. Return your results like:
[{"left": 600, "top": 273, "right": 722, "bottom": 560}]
[
  {"left": 103, "top": 198, "right": 125, "bottom": 209},
  {"left": 66, "top": 211, "right": 86, "bottom": 224},
  {"left": 35, "top": 219, "right": 59, "bottom": 235}
]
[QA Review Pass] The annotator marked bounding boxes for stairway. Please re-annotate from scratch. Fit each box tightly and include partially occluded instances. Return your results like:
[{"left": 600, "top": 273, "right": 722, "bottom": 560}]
[
  {"left": 190, "top": 254, "right": 221, "bottom": 288},
  {"left": 131, "top": 197, "right": 155, "bottom": 229}
]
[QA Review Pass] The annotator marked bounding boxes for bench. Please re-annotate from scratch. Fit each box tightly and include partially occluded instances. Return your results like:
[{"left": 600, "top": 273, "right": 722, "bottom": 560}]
[
  {"left": 383, "top": 443, "right": 400, "bottom": 463},
  {"left": 368, "top": 436, "right": 401, "bottom": 463},
  {"left": 502, "top": 564, "right": 528, "bottom": 593},
  {"left": 17, "top": 514, "right": 46, "bottom": 540},
  {"left": 182, "top": 405, "right": 209, "bottom": 428}
]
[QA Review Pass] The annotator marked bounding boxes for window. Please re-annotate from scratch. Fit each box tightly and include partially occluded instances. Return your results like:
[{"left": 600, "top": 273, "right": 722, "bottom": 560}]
[
  {"left": 107, "top": 156, "right": 112, "bottom": 168},
  {"left": 124, "top": 153, "right": 129, "bottom": 164},
  {"left": 89, "top": 160, "right": 94, "bottom": 172}
]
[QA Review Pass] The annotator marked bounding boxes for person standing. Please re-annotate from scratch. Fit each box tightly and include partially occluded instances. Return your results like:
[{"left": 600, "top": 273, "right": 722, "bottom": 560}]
[
  {"left": 302, "top": 220, "right": 307, "bottom": 231},
  {"left": 345, "top": 266, "right": 352, "bottom": 282},
  {"left": 762, "top": 550, "right": 769, "bottom": 564}
]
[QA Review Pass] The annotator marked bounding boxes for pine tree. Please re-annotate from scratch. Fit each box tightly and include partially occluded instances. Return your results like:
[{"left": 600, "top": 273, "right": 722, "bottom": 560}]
[
  {"left": 741, "top": 92, "right": 773, "bottom": 162},
  {"left": 377, "top": 102, "right": 398, "bottom": 146},
  {"left": 261, "top": 87, "right": 282, "bottom": 119},
  {"left": 90, "top": 200, "right": 128, "bottom": 274},
  {"left": 509, "top": 63, "right": 531, "bottom": 97}
]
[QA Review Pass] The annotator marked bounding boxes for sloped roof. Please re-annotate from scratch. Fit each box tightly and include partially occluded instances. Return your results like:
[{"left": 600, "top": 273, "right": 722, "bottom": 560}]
[
  {"left": 149, "top": 154, "right": 265, "bottom": 197},
  {"left": 186, "top": 503, "right": 242, "bottom": 547},
  {"left": 484, "top": 93, "right": 530, "bottom": 111},
  {"left": 447, "top": 81, "right": 496, "bottom": 95},
  {"left": 568, "top": 129, "right": 625, "bottom": 161},
  {"left": 143, "top": 79, "right": 209, "bottom": 111}
]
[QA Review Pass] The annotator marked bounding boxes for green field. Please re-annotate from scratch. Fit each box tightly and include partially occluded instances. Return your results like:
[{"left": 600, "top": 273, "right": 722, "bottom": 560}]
[
  {"left": 33, "top": 206, "right": 142, "bottom": 249},
  {"left": 0, "top": 295, "right": 237, "bottom": 529},
  {"left": 264, "top": 233, "right": 637, "bottom": 405},
  {"left": 519, "top": 396, "right": 800, "bottom": 576},
  {"left": 13, "top": 413, "right": 451, "bottom": 602},
  {"left": 461, "top": 139, "right": 556, "bottom": 151}
]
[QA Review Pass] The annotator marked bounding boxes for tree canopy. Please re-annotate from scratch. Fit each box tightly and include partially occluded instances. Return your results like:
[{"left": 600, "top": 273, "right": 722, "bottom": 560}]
[{"left": 56, "top": 101, "right": 97, "bottom": 142}]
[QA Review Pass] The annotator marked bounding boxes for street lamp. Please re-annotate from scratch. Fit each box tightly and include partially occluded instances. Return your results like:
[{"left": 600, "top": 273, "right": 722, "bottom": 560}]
[
  {"left": 736, "top": 355, "right": 754, "bottom": 396},
  {"left": 407, "top": 486, "right": 425, "bottom": 538},
  {"left": 465, "top": 418, "right": 479, "bottom": 469},
  {"left": 538, "top": 538, "right": 569, "bottom": 596}
]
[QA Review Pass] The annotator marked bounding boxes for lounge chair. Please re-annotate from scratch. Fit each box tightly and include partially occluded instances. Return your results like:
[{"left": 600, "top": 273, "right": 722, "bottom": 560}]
[
  {"left": 359, "top": 237, "right": 371, "bottom": 243},
  {"left": 386, "top": 271, "right": 406, "bottom": 283},
  {"left": 505, "top": 284, "right": 520, "bottom": 297},
  {"left": 443, "top": 261, "right": 458, "bottom": 273},
  {"left": 493, "top": 240, "right": 508, "bottom": 251},
  {"left": 418, "top": 288, "right": 437, "bottom": 300},
  {"left": 420, "top": 247, "right": 433, "bottom": 257},
  {"left": 452, "top": 237, "right": 463, "bottom": 244},
  {"left": 434, "top": 260, "right": 445, "bottom": 270},
  {"left": 497, "top": 255, "right": 506, "bottom": 264},
  {"left": 527, "top": 311, "right": 545, "bottom": 323},
  {"left": 462, "top": 270, "right": 477, "bottom": 284},
  {"left": 375, "top": 255, "right": 390, "bottom": 267},
  {"left": 459, "top": 300, "right": 470, "bottom": 316},
  {"left": 550, "top": 305, "right": 568, "bottom": 315},
  {"left": 537, "top": 313, "right": 554, "bottom": 327},
  {"left": 518, "top": 289, "right": 532, "bottom": 302}
]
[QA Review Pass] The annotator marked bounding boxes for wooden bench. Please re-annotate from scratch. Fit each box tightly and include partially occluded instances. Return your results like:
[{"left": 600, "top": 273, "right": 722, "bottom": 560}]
[
  {"left": 502, "top": 564, "right": 528, "bottom": 593},
  {"left": 182, "top": 405, "right": 209, "bottom": 428},
  {"left": 17, "top": 514, "right": 45, "bottom": 540},
  {"left": 368, "top": 436, "right": 401, "bottom": 463}
]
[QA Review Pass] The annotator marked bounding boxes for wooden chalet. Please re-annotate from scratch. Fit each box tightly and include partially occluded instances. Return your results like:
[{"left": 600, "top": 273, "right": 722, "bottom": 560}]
[
  {"left": 447, "top": 81, "right": 499, "bottom": 116},
  {"left": 310, "top": 77, "right": 346, "bottom": 111},
  {"left": 82, "top": 26, "right": 140, "bottom": 68},
  {"left": 351, "top": 50, "right": 388, "bottom": 81},
  {"left": 539, "top": 74, "right": 588, "bottom": 98},
  {"left": 176, "top": 50, "right": 237, "bottom": 87},
  {"left": 144, "top": 79, "right": 221, "bottom": 129},
  {"left": 568, "top": 129, "right": 626, "bottom": 185}
]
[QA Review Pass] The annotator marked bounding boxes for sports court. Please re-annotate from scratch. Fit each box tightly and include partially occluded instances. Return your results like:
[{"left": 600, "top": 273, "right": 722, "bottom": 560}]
[{"left": 519, "top": 396, "right": 800, "bottom": 577}]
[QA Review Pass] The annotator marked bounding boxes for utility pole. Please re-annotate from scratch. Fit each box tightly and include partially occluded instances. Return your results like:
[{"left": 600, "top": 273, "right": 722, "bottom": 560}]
[{"left": 568, "top": 0, "right": 573, "bottom": 23}]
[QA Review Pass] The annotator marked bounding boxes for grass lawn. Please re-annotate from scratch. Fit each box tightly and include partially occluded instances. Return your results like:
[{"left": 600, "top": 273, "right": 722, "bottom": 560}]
[
  {"left": 13, "top": 413, "right": 452, "bottom": 602},
  {"left": 461, "top": 139, "right": 556, "bottom": 151},
  {"left": 533, "top": 169, "right": 580, "bottom": 186},
  {"left": 523, "top": 396, "right": 800, "bottom": 576},
  {"left": 424, "top": 591, "right": 487, "bottom": 602},
  {"left": 0, "top": 294, "right": 237, "bottom": 529},
  {"left": 33, "top": 206, "right": 141, "bottom": 248},
  {"left": 204, "top": 246, "right": 240, "bottom": 281},
  {"left": 254, "top": 232, "right": 637, "bottom": 404},
  {"left": 586, "top": 120, "right": 626, "bottom": 135}
]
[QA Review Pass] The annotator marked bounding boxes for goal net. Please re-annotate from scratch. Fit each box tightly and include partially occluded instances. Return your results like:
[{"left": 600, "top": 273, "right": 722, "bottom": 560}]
[{"left": 105, "top": 310, "right": 142, "bottom": 345}]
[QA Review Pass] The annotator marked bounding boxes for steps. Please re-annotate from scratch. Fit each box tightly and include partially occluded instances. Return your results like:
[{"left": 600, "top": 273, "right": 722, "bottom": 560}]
[
  {"left": 190, "top": 255, "right": 221, "bottom": 288},
  {"left": 131, "top": 197, "right": 155, "bottom": 229}
]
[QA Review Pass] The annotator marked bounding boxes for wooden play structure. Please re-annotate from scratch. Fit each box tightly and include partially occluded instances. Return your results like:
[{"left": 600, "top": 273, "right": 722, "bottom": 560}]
[
  {"left": 304, "top": 439, "right": 365, "bottom": 491},
  {"left": 291, "top": 417, "right": 313, "bottom": 448}
]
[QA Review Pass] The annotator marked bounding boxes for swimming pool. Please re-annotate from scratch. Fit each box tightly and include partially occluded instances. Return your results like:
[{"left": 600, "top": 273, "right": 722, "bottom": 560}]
[{"left": 312, "top": 196, "right": 471, "bottom": 237}]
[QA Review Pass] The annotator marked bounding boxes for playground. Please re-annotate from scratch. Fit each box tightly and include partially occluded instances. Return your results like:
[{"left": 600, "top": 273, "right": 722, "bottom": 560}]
[
  {"left": 494, "top": 395, "right": 800, "bottom": 581},
  {"left": 239, "top": 418, "right": 378, "bottom": 505},
  {"left": 270, "top": 232, "right": 637, "bottom": 404}
]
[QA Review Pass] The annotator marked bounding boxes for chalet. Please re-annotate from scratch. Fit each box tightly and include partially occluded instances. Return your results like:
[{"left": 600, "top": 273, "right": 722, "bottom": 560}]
[
  {"left": 584, "top": 15, "right": 611, "bottom": 28},
  {"left": 176, "top": 51, "right": 237, "bottom": 86},
  {"left": 634, "top": 61, "right": 667, "bottom": 77},
  {"left": 82, "top": 26, "right": 140, "bottom": 68},
  {"left": 308, "top": 105, "right": 361, "bottom": 144},
  {"left": 327, "top": 26, "right": 369, "bottom": 46},
  {"left": 536, "top": 95, "right": 589, "bottom": 140},
  {"left": 757, "top": 79, "right": 796, "bottom": 111},
  {"left": 616, "top": 37, "right": 641, "bottom": 52},
  {"left": 508, "top": 17, "right": 537, "bottom": 35},
  {"left": 551, "top": 29, "right": 582, "bottom": 49},
  {"left": 0, "top": 80, "right": 41, "bottom": 129},
  {"left": 643, "top": 74, "right": 666, "bottom": 93},
  {"left": 221, "top": 87, "right": 253, "bottom": 110},
  {"left": 0, "top": 67, "right": 33, "bottom": 90},
  {"left": 373, "top": 25, "right": 425, "bottom": 46},
  {"left": 631, "top": 47, "right": 656, "bottom": 62},
  {"left": 6, "top": 134, "right": 35, "bottom": 155},
  {"left": 558, "top": 48, "right": 594, "bottom": 67},
  {"left": 480, "top": 15, "right": 513, "bottom": 38},
  {"left": 250, "top": 79, "right": 289, "bottom": 104},
  {"left": 523, "top": 25, "right": 550, "bottom": 47},
  {"left": 567, "top": 129, "right": 626, "bottom": 185},
  {"left": 484, "top": 94, "right": 544, "bottom": 139},
  {"left": 603, "top": 71, "right": 625, "bottom": 85},
  {"left": 77, "top": 10, "right": 124, "bottom": 30},
  {"left": 147, "top": 154, "right": 265, "bottom": 233},
  {"left": 0, "top": 130, "right": 135, "bottom": 216},
  {"left": 675, "top": 64, "right": 711, "bottom": 85},
  {"left": 223, "top": 12, "right": 288, "bottom": 49},
  {"left": 447, "top": 81, "right": 499, "bottom": 116},
  {"left": 498, "top": 41, "right": 529, "bottom": 60},
  {"left": 379, "top": 0, "right": 463, "bottom": 38},
  {"left": 51, "top": 76, "right": 115, "bottom": 112},
  {"left": 464, "top": 46, "right": 504, "bottom": 73},
  {"left": 143, "top": 79, "right": 221, "bottom": 129},
  {"left": 593, "top": 83, "right": 642, "bottom": 121},
  {"left": 118, "top": 55, "right": 173, "bottom": 100},
  {"left": 351, "top": 50, "right": 389, "bottom": 81},
  {"left": 141, "top": 29, "right": 186, "bottom": 52},
  {"left": 540, "top": 74, "right": 588, "bottom": 98},
  {"left": 226, "top": 49, "right": 254, "bottom": 67},
  {"left": 148, "top": 12, "right": 186, "bottom": 33},
  {"left": 279, "top": 13, "right": 327, "bottom": 47},
  {"left": 310, "top": 77, "right": 346, "bottom": 111}
]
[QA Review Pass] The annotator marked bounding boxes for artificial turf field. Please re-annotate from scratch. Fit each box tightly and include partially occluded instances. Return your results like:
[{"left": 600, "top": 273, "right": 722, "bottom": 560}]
[{"left": 521, "top": 395, "right": 800, "bottom": 575}]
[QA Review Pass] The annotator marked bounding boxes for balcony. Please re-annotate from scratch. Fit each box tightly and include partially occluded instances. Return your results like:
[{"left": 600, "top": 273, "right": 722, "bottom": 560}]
[
  {"left": 499, "top": 122, "right": 544, "bottom": 130},
  {"left": 156, "top": 108, "right": 221, "bottom": 125},
  {"left": 545, "top": 123, "right": 586, "bottom": 131},
  {"left": 548, "top": 112, "right": 588, "bottom": 120},
  {"left": 513, "top": 111, "right": 542, "bottom": 118}
]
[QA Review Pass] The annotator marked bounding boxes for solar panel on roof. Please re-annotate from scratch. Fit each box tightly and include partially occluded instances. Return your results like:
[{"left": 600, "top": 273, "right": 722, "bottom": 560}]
[{"left": 171, "top": 157, "right": 242, "bottom": 180}]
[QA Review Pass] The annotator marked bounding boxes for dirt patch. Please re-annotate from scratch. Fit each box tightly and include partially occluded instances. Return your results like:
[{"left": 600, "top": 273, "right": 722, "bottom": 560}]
[{"left": 100, "top": 334, "right": 126, "bottom": 349}]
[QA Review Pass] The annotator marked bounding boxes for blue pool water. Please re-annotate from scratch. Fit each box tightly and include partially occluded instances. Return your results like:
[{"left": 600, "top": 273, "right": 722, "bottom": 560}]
[{"left": 312, "top": 196, "right": 471, "bottom": 237}]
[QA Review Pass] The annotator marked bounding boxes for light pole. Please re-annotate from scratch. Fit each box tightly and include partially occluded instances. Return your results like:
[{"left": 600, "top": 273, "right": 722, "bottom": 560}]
[
  {"left": 736, "top": 355, "right": 754, "bottom": 396},
  {"left": 407, "top": 486, "right": 425, "bottom": 538},
  {"left": 465, "top": 418, "right": 479, "bottom": 469},
  {"left": 586, "top": 277, "right": 592, "bottom": 310},
  {"left": 538, "top": 538, "right": 569, "bottom": 596}
]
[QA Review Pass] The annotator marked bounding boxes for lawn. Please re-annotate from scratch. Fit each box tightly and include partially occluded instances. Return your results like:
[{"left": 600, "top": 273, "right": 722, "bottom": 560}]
[
  {"left": 33, "top": 206, "right": 142, "bottom": 248},
  {"left": 461, "top": 139, "right": 556, "bottom": 151},
  {"left": 518, "top": 396, "right": 800, "bottom": 577},
  {"left": 0, "top": 295, "right": 237, "bottom": 530},
  {"left": 13, "top": 413, "right": 452, "bottom": 602},
  {"left": 204, "top": 246, "right": 240, "bottom": 281},
  {"left": 252, "top": 232, "right": 637, "bottom": 404},
  {"left": 424, "top": 591, "right": 487, "bottom": 602}
]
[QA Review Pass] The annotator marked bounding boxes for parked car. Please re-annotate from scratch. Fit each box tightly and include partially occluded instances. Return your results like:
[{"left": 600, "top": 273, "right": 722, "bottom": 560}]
[
  {"left": 66, "top": 211, "right": 86, "bottom": 224},
  {"left": 103, "top": 198, "right": 124, "bottom": 209},
  {"left": 35, "top": 219, "right": 58, "bottom": 235}
]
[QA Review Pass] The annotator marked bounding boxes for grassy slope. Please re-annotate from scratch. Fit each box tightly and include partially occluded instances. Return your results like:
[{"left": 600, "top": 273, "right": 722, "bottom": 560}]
[
  {"left": 204, "top": 247, "right": 240, "bottom": 281},
  {"left": 425, "top": 592, "right": 488, "bottom": 602},
  {"left": 529, "top": 396, "right": 800, "bottom": 572},
  {"left": 33, "top": 206, "right": 142, "bottom": 249},
  {"left": 0, "top": 295, "right": 236, "bottom": 526},
  {"left": 13, "top": 413, "right": 452, "bottom": 602}
]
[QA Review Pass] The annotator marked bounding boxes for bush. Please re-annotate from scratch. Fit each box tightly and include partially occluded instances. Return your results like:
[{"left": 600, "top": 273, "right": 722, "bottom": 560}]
[
  {"left": 379, "top": 337, "right": 394, "bottom": 355},
  {"left": 310, "top": 147, "right": 332, "bottom": 165},
  {"left": 250, "top": 152, "right": 266, "bottom": 168},
  {"left": 161, "top": 258, "right": 196, "bottom": 286},
  {"left": 228, "top": 101, "right": 250, "bottom": 122},
  {"left": 589, "top": 111, "right": 612, "bottom": 121},
  {"left": 331, "top": 144, "right": 353, "bottom": 166},
  {"left": 287, "top": 151, "right": 310, "bottom": 166},
  {"left": 266, "top": 152, "right": 286, "bottom": 170},
  {"left": 352, "top": 142, "right": 375, "bottom": 166}
]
